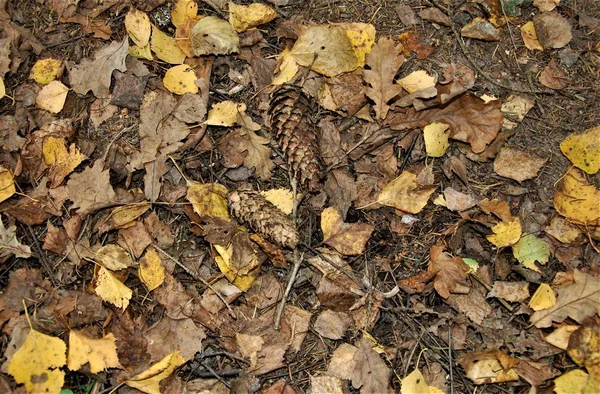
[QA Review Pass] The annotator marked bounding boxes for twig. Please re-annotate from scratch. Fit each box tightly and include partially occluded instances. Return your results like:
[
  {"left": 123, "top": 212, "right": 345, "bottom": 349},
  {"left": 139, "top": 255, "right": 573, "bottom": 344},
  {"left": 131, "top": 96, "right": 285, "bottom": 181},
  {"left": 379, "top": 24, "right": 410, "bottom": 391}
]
[
  {"left": 201, "top": 361, "right": 231, "bottom": 388},
  {"left": 154, "top": 245, "right": 236, "bottom": 317},
  {"left": 449, "top": 328, "right": 455, "bottom": 394}
]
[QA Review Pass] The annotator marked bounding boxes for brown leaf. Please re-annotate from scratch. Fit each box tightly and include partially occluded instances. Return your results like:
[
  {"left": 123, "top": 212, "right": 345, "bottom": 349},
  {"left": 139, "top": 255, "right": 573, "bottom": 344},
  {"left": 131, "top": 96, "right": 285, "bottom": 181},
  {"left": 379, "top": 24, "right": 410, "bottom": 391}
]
[
  {"left": 567, "top": 317, "right": 600, "bottom": 376},
  {"left": 363, "top": 37, "right": 404, "bottom": 120},
  {"left": 398, "top": 31, "right": 434, "bottom": 60},
  {"left": 479, "top": 198, "right": 512, "bottom": 222},
  {"left": 428, "top": 244, "right": 470, "bottom": 299},
  {"left": 313, "top": 310, "right": 351, "bottom": 340},
  {"left": 443, "top": 187, "right": 477, "bottom": 212},
  {"left": 539, "top": 59, "right": 568, "bottom": 89},
  {"left": 488, "top": 281, "right": 530, "bottom": 302},
  {"left": 386, "top": 93, "right": 503, "bottom": 153},
  {"left": 352, "top": 336, "right": 391, "bottom": 393},
  {"left": 321, "top": 207, "right": 374, "bottom": 256},
  {"left": 534, "top": 12, "right": 572, "bottom": 49},
  {"left": 262, "top": 380, "right": 299, "bottom": 394},
  {"left": 461, "top": 17, "right": 501, "bottom": 41},
  {"left": 419, "top": 7, "right": 450, "bottom": 26},
  {"left": 398, "top": 270, "right": 436, "bottom": 294},
  {"left": 145, "top": 317, "right": 206, "bottom": 362},
  {"left": 67, "top": 160, "right": 117, "bottom": 216},
  {"left": 324, "top": 169, "right": 358, "bottom": 219},
  {"left": 531, "top": 270, "right": 600, "bottom": 328},
  {"left": 0, "top": 269, "right": 53, "bottom": 326},
  {"left": 493, "top": 147, "right": 547, "bottom": 182}
]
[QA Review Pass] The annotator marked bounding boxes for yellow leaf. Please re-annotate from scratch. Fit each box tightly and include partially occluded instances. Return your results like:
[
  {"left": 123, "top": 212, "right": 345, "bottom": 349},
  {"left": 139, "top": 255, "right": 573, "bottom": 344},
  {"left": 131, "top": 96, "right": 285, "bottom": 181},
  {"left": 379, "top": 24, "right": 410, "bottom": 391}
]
[
  {"left": 520, "top": 21, "right": 544, "bottom": 51},
  {"left": 290, "top": 24, "right": 360, "bottom": 77},
  {"left": 214, "top": 244, "right": 257, "bottom": 291},
  {"left": 529, "top": 283, "right": 556, "bottom": 311},
  {"left": 36, "top": 80, "right": 69, "bottom": 114},
  {"left": 0, "top": 76, "right": 4, "bottom": 98},
  {"left": 125, "top": 351, "right": 186, "bottom": 394},
  {"left": 554, "top": 369, "right": 599, "bottom": 394},
  {"left": 460, "top": 350, "right": 519, "bottom": 385},
  {"left": 151, "top": 24, "right": 186, "bottom": 64},
  {"left": 125, "top": 8, "right": 151, "bottom": 47},
  {"left": 229, "top": 2, "right": 277, "bottom": 33},
  {"left": 42, "top": 136, "right": 86, "bottom": 187},
  {"left": 397, "top": 70, "right": 437, "bottom": 94},
  {"left": 0, "top": 166, "right": 16, "bottom": 203},
  {"left": 206, "top": 101, "right": 245, "bottom": 127},
  {"left": 423, "top": 122, "right": 450, "bottom": 157},
  {"left": 560, "top": 125, "right": 600, "bottom": 174},
  {"left": 545, "top": 324, "right": 579, "bottom": 350},
  {"left": 401, "top": 368, "right": 442, "bottom": 394},
  {"left": 343, "top": 23, "right": 376, "bottom": 66},
  {"left": 486, "top": 217, "right": 521, "bottom": 247},
  {"left": 67, "top": 331, "right": 121, "bottom": 373},
  {"left": 31, "top": 58, "right": 62, "bottom": 85},
  {"left": 554, "top": 168, "right": 600, "bottom": 225},
  {"left": 171, "top": 0, "right": 198, "bottom": 27},
  {"left": 139, "top": 247, "right": 166, "bottom": 291},
  {"left": 321, "top": 207, "right": 374, "bottom": 256},
  {"left": 95, "top": 244, "right": 135, "bottom": 271},
  {"left": 129, "top": 43, "right": 153, "bottom": 60},
  {"left": 98, "top": 202, "right": 151, "bottom": 232},
  {"left": 190, "top": 16, "right": 240, "bottom": 56},
  {"left": 163, "top": 64, "right": 198, "bottom": 95},
  {"left": 186, "top": 182, "right": 230, "bottom": 220},
  {"left": 94, "top": 266, "right": 133, "bottom": 310},
  {"left": 175, "top": 17, "right": 200, "bottom": 57},
  {"left": 376, "top": 171, "right": 437, "bottom": 214},
  {"left": 7, "top": 329, "right": 66, "bottom": 393},
  {"left": 271, "top": 47, "right": 299, "bottom": 85},
  {"left": 260, "top": 188, "right": 294, "bottom": 215}
]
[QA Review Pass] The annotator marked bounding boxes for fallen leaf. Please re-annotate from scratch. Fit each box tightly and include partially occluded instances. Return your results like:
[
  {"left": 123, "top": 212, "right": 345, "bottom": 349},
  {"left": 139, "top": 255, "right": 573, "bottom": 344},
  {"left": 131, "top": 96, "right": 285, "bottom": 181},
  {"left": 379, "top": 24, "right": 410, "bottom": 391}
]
[
  {"left": 95, "top": 244, "right": 135, "bottom": 271},
  {"left": 94, "top": 266, "right": 133, "bottom": 310},
  {"left": 540, "top": 58, "right": 568, "bottom": 89},
  {"left": 30, "top": 58, "right": 62, "bottom": 84},
  {"left": 363, "top": 37, "right": 404, "bottom": 120},
  {"left": 531, "top": 270, "right": 600, "bottom": 328},
  {"left": 479, "top": 198, "right": 513, "bottom": 222},
  {"left": 125, "top": 8, "right": 151, "bottom": 47},
  {"left": 129, "top": 43, "right": 153, "bottom": 60},
  {"left": 461, "top": 17, "right": 501, "bottom": 41},
  {"left": 529, "top": 283, "right": 556, "bottom": 311},
  {"left": 459, "top": 350, "right": 519, "bottom": 384},
  {"left": 544, "top": 324, "right": 578, "bottom": 350},
  {"left": 321, "top": 207, "right": 374, "bottom": 256},
  {"left": 343, "top": 22, "right": 376, "bottom": 66},
  {"left": 145, "top": 317, "right": 205, "bottom": 362},
  {"left": 206, "top": 101, "right": 246, "bottom": 127},
  {"left": 262, "top": 379, "right": 299, "bottom": 394},
  {"left": 151, "top": 25, "right": 186, "bottom": 64},
  {"left": 229, "top": 3, "right": 277, "bottom": 32},
  {"left": 534, "top": 0, "right": 560, "bottom": 12},
  {"left": 398, "top": 31, "right": 434, "bottom": 60},
  {"left": 0, "top": 215, "right": 32, "bottom": 259},
  {"left": 186, "top": 182, "right": 230, "bottom": 220},
  {"left": 7, "top": 328, "right": 66, "bottom": 393},
  {"left": 310, "top": 375, "right": 344, "bottom": 394},
  {"left": 443, "top": 187, "right": 477, "bottom": 212},
  {"left": 423, "top": 122, "right": 450, "bottom": 157},
  {"left": 487, "top": 217, "right": 522, "bottom": 248},
  {"left": 560, "top": 125, "right": 600, "bottom": 174},
  {"left": 352, "top": 336, "right": 391, "bottom": 393},
  {"left": 139, "top": 247, "right": 166, "bottom": 291},
  {"left": 554, "top": 168, "right": 600, "bottom": 225},
  {"left": 401, "top": 367, "right": 445, "bottom": 394},
  {"left": 191, "top": 16, "right": 239, "bottom": 56},
  {"left": 67, "top": 160, "right": 117, "bottom": 216},
  {"left": 67, "top": 330, "right": 121, "bottom": 373},
  {"left": 520, "top": 21, "right": 544, "bottom": 50},
  {"left": 567, "top": 318, "right": 600, "bottom": 376},
  {"left": 397, "top": 70, "right": 437, "bottom": 94},
  {"left": 428, "top": 244, "right": 470, "bottom": 299},
  {"left": 271, "top": 47, "right": 300, "bottom": 85},
  {"left": 69, "top": 38, "right": 129, "bottom": 97},
  {"left": 545, "top": 216, "right": 584, "bottom": 244},
  {"left": 213, "top": 233, "right": 260, "bottom": 292},
  {"left": 125, "top": 351, "right": 186, "bottom": 394},
  {"left": 493, "top": 147, "right": 546, "bottom": 182},
  {"left": 376, "top": 171, "right": 437, "bottom": 214},
  {"left": 513, "top": 234, "right": 550, "bottom": 272},
  {"left": 554, "top": 369, "right": 599, "bottom": 394},
  {"left": 163, "top": 64, "right": 198, "bottom": 95},
  {"left": 42, "top": 136, "right": 85, "bottom": 187},
  {"left": 488, "top": 281, "right": 530, "bottom": 302},
  {"left": 171, "top": 0, "right": 198, "bottom": 28},
  {"left": 260, "top": 188, "right": 294, "bottom": 215},
  {"left": 97, "top": 202, "right": 151, "bottom": 234},
  {"left": 0, "top": 77, "right": 4, "bottom": 98},
  {"left": 0, "top": 166, "right": 15, "bottom": 203},
  {"left": 237, "top": 128, "right": 274, "bottom": 180},
  {"left": 327, "top": 343, "right": 358, "bottom": 380},
  {"left": 36, "top": 80, "right": 69, "bottom": 113},
  {"left": 534, "top": 12, "right": 572, "bottom": 49},
  {"left": 313, "top": 310, "right": 351, "bottom": 340}
]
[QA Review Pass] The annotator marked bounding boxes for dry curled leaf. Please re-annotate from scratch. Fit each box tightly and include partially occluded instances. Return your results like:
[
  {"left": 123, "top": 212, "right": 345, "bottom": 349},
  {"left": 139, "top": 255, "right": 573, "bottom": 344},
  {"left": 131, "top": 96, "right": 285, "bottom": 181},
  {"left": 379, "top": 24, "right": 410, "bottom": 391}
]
[
  {"left": 321, "top": 207, "right": 374, "bottom": 256},
  {"left": 428, "top": 244, "right": 470, "bottom": 299}
]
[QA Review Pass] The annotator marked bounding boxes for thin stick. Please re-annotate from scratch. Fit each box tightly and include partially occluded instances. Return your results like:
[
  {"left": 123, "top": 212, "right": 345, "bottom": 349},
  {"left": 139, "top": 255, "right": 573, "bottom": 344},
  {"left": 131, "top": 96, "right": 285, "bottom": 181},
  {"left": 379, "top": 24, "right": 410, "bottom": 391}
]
[{"left": 449, "top": 328, "right": 455, "bottom": 394}]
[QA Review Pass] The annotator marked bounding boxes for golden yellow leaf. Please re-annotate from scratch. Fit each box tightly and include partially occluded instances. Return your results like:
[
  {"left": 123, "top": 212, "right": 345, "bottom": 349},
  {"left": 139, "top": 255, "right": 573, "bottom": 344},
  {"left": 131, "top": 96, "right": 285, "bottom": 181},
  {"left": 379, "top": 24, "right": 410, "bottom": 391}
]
[
  {"left": 186, "top": 182, "right": 230, "bottom": 220},
  {"left": 271, "top": 47, "right": 299, "bottom": 85},
  {"left": 129, "top": 43, "right": 153, "bottom": 60},
  {"left": 7, "top": 328, "right": 66, "bottom": 393},
  {"left": 174, "top": 17, "right": 199, "bottom": 57},
  {"left": 529, "top": 283, "right": 556, "bottom": 311},
  {"left": 397, "top": 70, "right": 437, "bottom": 94},
  {"left": 30, "top": 58, "right": 62, "bottom": 85},
  {"left": 67, "top": 330, "right": 121, "bottom": 373},
  {"left": 554, "top": 168, "right": 600, "bottom": 225},
  {"left": 0, "top": 166, "right": 16, "bottom": 203},
  {"left": 42, "top": 136, "right": 86, "bottom": 187},
  {"left": 206, "top": 101, "right": 245, "bottom": 127},
  {"left": 520, "top": 21, "right": 544, "bottom": 51},
  {"left": 171, "top": 0, "right": 198, "bottom": 27},
  {"left": 423, "top": 122, "right": 450, "bottom": 157},
  {"left": 190, "top": 16, "right": 240, "bottom": 56},
  {"left": 125, "top": 351, "right": 186, "bottom": 394},
  {"left": 151, "top": 24, "right": 186, "bottom": 64},
  {"left": 0, "top": 76, "right": 4, "bottom": 98},
  {"left": 36, "top": 80, "right": 69, "bottom": 114},
  {"left": 401, "top": 368, "right": 443, "bottom": 394},
  {"left": 260, "top": 188, "right": 295, "bottom": 215},
  {"left": 544, "top": 324, "right": 579, "bottom": 350},
  {"left": 486, "top": 217, "right": 522, "bottom": 248},
  {"left": 95, "top": 244, "right": 135, "bottom": 271},
  {"left": 321, "top": 207, "right": 374, "bottom": 256},
  {"left": 460, "top": 350, "right": 519, "bottom": 385},
  {"left": 554, "top": 369, "right": 599, "bottom": 394},
  {"left": 139, "top": 247, "right": 166, "bottom": 291},
  {"left": 163, "top": 64, "right": 198, "bottom": 95},
  {"left": 94, "top": 266, "right": 133, "bottom": 310},
  {"left": 213, "top": 244, "right": 257, "bottom": 291},
  {"left": 125, "top": 8, "right": 151, "bottom": 47},
  {"left": 98, "top": 202, "right": 151, "bottom": 232},
  {"left": 229, "top": 2, "right": 277, "bottom": 33},
  {"left": 560, "top": 125, "right": 600, "bottom": 174},
  {"left": 343, "top": 22, "right": 376, "bottom": 66},
  {"left": 376, "top": 171, "right": 437, "bottom": 214}
]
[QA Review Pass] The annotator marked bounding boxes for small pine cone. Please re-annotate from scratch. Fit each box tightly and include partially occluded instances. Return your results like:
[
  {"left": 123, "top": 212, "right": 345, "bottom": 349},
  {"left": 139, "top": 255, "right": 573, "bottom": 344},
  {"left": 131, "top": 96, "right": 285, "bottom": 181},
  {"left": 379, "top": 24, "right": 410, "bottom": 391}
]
[
  {"left": 268, "top": 85, "right": 323, "bottom": 190},
  {"left": 228, "top": 190, "right": 299, "bottom": 249}
]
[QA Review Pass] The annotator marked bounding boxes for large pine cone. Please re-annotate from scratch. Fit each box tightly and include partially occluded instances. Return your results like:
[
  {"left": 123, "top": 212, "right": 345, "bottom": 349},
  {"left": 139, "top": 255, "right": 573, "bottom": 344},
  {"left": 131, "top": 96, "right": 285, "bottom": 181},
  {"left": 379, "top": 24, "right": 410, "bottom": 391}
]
[
  {"left": 268, "top": 85, "right": 323, "bottom": 190},
  {"left": 228, "top": 190, "right": 299, "bottom": 249}
]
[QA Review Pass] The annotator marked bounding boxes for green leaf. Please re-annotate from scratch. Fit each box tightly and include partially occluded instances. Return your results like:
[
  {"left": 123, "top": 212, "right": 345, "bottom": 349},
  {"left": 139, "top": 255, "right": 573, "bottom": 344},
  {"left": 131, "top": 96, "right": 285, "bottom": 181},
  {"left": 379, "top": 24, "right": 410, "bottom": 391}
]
[{"left": 513, "top": 234, "right": 550, "bottom": 273}]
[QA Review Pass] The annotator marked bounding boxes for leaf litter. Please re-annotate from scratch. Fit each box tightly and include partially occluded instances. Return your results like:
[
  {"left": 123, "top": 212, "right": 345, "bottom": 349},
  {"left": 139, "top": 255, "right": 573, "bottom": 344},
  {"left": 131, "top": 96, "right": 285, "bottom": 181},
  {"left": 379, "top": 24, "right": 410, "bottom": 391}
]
[{"left": 0, "top": 0, "right": 599, "bottom": 393}]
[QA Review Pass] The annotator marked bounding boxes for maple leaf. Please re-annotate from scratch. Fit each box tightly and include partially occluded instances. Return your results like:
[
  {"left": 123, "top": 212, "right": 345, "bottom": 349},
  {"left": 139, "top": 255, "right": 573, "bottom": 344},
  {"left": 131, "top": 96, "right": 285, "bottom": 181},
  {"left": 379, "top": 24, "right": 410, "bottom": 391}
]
[
  {"left": 67, "top": 160, "right": 117, "bottom": 216},
  {"left": 530, "top": 270, "right": 600, "bottom": 328},
  {"left": 363, "top": 37, "right": 404, "bottom": 120},
  {"left": 69, "top": 38, "right": 129, "bottom": 98},
  {"left": 428, "top": 244, "right": 470, "bottom": 299}
]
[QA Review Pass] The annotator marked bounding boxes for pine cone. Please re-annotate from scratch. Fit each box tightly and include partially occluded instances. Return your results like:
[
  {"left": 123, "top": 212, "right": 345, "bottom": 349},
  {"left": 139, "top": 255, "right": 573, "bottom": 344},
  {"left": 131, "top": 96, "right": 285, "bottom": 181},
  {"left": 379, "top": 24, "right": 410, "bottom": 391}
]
[
  {"left": 268, "top": 85, "right": 323, "bottom": 190},
  {"left": 228, "top": 190, "right": 299, "bottom": 249}
]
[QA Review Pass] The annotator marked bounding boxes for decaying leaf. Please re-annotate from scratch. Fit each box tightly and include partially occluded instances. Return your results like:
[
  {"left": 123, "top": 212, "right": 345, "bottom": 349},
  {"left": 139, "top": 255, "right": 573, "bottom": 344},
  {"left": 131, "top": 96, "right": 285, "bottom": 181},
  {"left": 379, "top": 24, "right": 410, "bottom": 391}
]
[
  {"left": 67, "top": 330, "right": 121, "bottom": 373},
  {"left": 125, "top": 8, "right": 151, "bottom": 47},
  {"left": 139, "top": 247, "right": 166, "bottom": 291},
  {"left": 67, "top": 160, "right": 117, "bottom": 216},
  {"left": 493, "top": 147, "right": 546, "bottom": 182},
  {"left": 191, "top": 16, "right": 239, "bottom": 56},
  {"left": 163, "top": 64, "right": 199, "bottom": 95},
  {"left": 423, "top": 122, "right": 450, "bottom": 157},
  {"left": 397, "top": 70, "right": 437, "bottom": 94},
  {"left": 553, "top": 369, "right": 599, "bottom": 394},
  {"left": 31, "top": 58, "right": 62, "bottom": 84},
  {"left": 488, "top": 281, "right": 530, "bottom": 303},
  {"left": 560, "top": 125, "right": 600, "bottom": 174},
  {"left": 428, "top": 244, "right": 470, "bottom": 299},
  {"left": 520, "top": 21, "right": 544, "bottom": 50},
  {"left": 36, "top": 80, "right": 69, "bottom": 114},
  {"left": 229, "top": 3, "right": 277, "bottom": 32},
  {"left": 0, "top": 166, "right": 15, "bottom": 203},
  {"left": 401, "top": 367, "right": 444, "bottom": 394},
  {"left": 529, "top": 283, "right": 556, "bottom": 311},
  {"left": 125, "top": 351, "right": 186, "bottom": 394},
  {"left": 534, "top": 12, "right": 572, "bottom": 49},
  {"left": 554, "top": 168, "right": 600, "bottom": 226},
  {"left": 376, "top": 171, "right": 436, "bottom": 214},
  {"left": 0, "top": 215, "right": 32, "bottom": 259},
  {"left": 151, "top": 24, "right": 186, "bottom": 64},
  {"left": 321, "top": 207, "right": 373, "bottom": 256},
  {"left": 260, "top": 188, "right": 294, "bottom": 215},
  {"left": 352, "top": 336, "right": 391, "bottom": 393},
  {"left": 186, "top": 182, "right": 230, "bottom": 220},
  {"left": 459, "top": 350, "right": 519, "bottom": 384},
  {"left": 171, "top": 0, "right": 198, "bottom": 28},
  {"left": 95, "top": 244, "right": 135, "bottom": 271},
  {"left": 512, "top": 234, "right": 550, "bottom": 273},
  {"left": 487, "top": 217, "right": 522, "bottom": 248},
  {"left": 42, "top": 136, "right": 85, "bottom": 187},
  {"left": 94, "top": 266, "right": 133, "bottom": 310}
]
